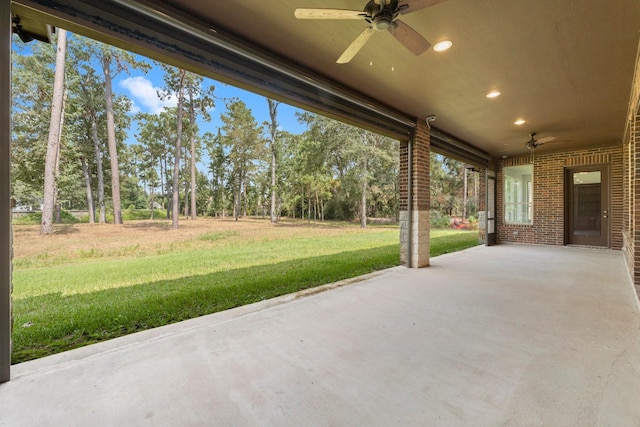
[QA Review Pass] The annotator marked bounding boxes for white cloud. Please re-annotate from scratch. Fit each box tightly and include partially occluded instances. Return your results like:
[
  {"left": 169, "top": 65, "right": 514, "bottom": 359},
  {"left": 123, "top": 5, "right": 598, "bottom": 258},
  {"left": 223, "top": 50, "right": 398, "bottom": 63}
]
[
  {"left": 119, "top": 76, "right": 176, "bottom": 114},
  {"left": 127, "top": 101, "right": 141, "bottom": 115}
]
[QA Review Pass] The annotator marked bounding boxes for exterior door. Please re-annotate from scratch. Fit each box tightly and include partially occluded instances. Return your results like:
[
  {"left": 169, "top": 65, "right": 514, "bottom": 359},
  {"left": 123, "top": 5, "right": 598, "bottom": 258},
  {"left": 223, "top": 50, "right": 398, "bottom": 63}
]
[
  {"left": 487, "top": 176, "right": 496, "bottom": 246},
  {"left": 566, "top": 166, "right": 609, "bottom": 247}
]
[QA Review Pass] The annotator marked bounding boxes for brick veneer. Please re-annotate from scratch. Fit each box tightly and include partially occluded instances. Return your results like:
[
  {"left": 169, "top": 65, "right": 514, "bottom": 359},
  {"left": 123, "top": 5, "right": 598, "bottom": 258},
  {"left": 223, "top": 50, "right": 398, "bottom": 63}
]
[
  {"left": 497, "top": 145, "right": 623, "bottom": 249},
  {"left": 624, "top": 114, "right": 640, "bottom": 294},
  {"left": 399, "top": 120, "right": 430, "bottom": 267}
]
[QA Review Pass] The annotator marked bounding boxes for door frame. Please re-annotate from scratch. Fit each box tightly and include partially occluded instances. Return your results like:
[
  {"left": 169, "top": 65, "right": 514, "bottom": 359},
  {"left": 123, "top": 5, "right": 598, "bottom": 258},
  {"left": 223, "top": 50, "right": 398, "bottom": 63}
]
[
  {"left": 486, "top": 175, "right": 497, "bottom": 246},
  {"left": 564, "top": 164, "right": 610, "bottom": 247}
]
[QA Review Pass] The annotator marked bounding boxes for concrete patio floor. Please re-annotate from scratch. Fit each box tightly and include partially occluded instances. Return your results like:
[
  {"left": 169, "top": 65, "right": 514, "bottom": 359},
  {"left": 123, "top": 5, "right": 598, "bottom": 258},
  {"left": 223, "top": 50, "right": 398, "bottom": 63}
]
[{"left": 1, "top": 244, "right": 639, "bottom": 426}]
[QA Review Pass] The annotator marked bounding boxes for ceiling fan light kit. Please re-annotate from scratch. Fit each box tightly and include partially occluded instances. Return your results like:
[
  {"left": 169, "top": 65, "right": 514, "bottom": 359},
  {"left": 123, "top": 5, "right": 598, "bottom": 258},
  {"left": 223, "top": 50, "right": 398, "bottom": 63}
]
[
  {"left": 433, "top": 40, "right": 453, "bottom": 52},
  {"left": 295, "top": 0, "right": 447, "bottom": 64}
]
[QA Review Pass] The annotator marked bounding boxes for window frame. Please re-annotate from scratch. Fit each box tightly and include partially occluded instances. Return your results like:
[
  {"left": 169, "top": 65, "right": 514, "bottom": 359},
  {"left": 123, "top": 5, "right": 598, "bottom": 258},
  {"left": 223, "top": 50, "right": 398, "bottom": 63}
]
[{"left": 503, "top": 164, "right": 533, "bottom": 225}]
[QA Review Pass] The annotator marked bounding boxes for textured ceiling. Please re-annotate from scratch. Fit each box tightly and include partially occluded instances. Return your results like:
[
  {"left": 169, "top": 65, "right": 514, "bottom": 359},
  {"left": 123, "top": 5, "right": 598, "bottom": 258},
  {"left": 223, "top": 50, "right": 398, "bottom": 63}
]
[
  {"left": 13, "top": 0, "right": 640, "bottom": 158},
  {"left": 164, "top": 0, "right": 640, "bottom": 157}
]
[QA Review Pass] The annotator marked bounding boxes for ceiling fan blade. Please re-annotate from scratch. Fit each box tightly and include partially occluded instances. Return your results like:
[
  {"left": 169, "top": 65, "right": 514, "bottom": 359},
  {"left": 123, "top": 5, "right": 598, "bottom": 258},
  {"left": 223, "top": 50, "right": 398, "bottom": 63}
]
[
  {"left": 294, "top": 9, "right": 365, "bottom": 20},
  {"left": 400, "top": 0, "right": 448, "bottom": 15},
  {"left": 537, "top": 136, "right": 557, "bottom": 144},
  {"left": 390, "top": 20, "right": 431, "bottom": 55},
  {"left": 337, "top": 27, "right": 376, "bottom": 64}
]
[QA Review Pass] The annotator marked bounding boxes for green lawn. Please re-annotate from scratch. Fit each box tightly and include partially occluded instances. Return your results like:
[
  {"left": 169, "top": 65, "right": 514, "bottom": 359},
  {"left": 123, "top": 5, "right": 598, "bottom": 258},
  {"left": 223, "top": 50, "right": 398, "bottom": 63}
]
[{"left": 12, "top": 225, "right": 479, "bottom": 363}]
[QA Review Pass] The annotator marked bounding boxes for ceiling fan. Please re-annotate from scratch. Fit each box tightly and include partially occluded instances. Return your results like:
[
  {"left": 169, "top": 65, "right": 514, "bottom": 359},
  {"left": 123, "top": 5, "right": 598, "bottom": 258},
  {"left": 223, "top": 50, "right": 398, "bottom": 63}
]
[
  {"left": 294, "top": 0, "right": 446, "bottom": 64},
  {"left": 524, "top": 133, "right": 557, "bottom": 150}
]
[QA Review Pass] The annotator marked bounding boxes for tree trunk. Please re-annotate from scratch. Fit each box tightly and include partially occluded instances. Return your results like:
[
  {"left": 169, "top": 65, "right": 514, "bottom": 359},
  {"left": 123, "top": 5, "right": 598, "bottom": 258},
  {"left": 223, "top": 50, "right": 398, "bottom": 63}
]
[
  {"left": 361, "top": 157, "right": 368, "bottom": 228},
  {"left": 184, "top": 172, "right": 189, "bottom": 218},
  {"left": 161, "top": 155, "right": 169, "bottom": 217},
  {"left": 463, "top": 165, "right": 468, "bottom": 222},
  {"left": 53, "top": 94, "right": 65, "bottom": 224},
  {"left": 189, "top": 98, "right": 197, "bottom": 220},
  {"left": 81, "top": 156, "right": 95, "bottom": 223},
  {"left": 149, "top": 184, "right": 155, "bottom": 220},
  {"left": 242, "top": 177, "right": 247, "bottom": 218},
  {"left": 267, "top": 99, "right": 280, "bottom": 224},
  {"left": 54, "top": 204, "right": 62, "bottom": 224},
  {"left": 308, "top": 190, "right": 311, "bottom": 224},
  {"left": 233, "top": 181, "right": 239, "bottom": 221},
  {"left": 41, "top": 29, "right": 67, "bottom": 235},
  {"left": 172, "top": 69, "right": 187, "bottom": 230},
  {"left": 271, "top": 147, "right": 277, "bottom": 223},
  {"left": 102, "top": 53, "right": 123, "bottom": 225},
  {"left": 90, "top": 113, "right": 107, "bottom": 223},
  {"left": 314, "top": 190, "right": 318, "bottom": 221},
  {"left": 234, "top": 168, "right": 241, "bottom": 221},
  {"left": 221, "top": 179, "right": 227, "bottom": 219}
]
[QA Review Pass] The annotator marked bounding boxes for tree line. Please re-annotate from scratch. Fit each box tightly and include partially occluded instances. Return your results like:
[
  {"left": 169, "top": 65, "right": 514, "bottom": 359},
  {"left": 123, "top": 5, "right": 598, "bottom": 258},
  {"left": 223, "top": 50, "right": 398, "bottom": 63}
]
[{"left": 11, "top": 31, "right": 404, "bottom": 234}]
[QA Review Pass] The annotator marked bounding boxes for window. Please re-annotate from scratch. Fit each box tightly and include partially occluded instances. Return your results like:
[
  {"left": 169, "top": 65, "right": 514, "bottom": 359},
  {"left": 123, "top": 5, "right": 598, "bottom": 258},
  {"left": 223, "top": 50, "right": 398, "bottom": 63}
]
[{"left": 504, "top": 165, "right": 533, "bottom": 224}]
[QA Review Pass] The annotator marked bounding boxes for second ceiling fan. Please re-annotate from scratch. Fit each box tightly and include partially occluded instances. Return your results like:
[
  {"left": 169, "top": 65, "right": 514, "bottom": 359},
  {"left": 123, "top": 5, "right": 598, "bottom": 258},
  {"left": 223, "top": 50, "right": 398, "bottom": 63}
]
[{"left": 295, "top": 0, "right": 446, "bottom": 64}]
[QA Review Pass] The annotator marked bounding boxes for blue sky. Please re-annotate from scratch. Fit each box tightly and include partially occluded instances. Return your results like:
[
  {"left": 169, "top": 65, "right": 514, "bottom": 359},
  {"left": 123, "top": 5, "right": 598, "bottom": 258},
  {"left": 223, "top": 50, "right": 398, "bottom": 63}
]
[
  {"left": 13, "top": 34, "right": 308, "bottom": 157},
  {"left": 115, "top": 65, "right": 308, "bottom": 144}
]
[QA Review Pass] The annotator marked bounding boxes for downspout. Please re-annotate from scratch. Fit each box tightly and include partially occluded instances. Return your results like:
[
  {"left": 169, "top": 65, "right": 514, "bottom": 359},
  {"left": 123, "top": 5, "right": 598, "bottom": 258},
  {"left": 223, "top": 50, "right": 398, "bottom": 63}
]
[{"left": 407, "top": 136, "right": 413, "bottom": 268}]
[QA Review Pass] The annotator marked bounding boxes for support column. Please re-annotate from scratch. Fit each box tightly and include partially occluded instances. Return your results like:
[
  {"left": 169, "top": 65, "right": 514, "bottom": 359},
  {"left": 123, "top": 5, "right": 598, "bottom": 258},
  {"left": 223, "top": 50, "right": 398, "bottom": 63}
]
[
  {"left": 632, "top": 114, "right": 640, "bottom": 296},
  {"left": 400, "top": 120, "right": 430, "bottom": 268},
  {"left": 1, "top": 0, "right": 12, "bottom": 383}
]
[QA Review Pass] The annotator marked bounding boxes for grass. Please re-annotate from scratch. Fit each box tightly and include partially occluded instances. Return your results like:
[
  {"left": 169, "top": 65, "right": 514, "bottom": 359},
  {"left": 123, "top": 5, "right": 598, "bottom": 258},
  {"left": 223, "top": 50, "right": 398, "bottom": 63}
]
[
  {"left": 11, "top": 220, "right": 479, "bottom": 363},
  {"left": 430, "top": 228, "right": 482, "bottom": 256}
]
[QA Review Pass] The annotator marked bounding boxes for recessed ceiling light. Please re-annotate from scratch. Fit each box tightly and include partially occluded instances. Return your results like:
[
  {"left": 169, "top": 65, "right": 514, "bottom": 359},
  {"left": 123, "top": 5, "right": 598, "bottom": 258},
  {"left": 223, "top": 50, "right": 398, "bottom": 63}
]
[
  {"left": 486, "top": 90, "right": 501, "bottom": 98},
  {"left": 433, "top": 40, "right": 453, "bottom": 52},
  {"left": 514, "top": 119, "right": 526, "bottom": 125}
]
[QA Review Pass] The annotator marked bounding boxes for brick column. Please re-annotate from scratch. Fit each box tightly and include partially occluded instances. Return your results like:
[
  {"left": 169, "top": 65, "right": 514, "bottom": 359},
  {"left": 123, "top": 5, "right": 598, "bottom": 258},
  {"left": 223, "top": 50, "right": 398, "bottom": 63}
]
[
  {"left": 632, "top": 114, "right": 640, "bottom": 295},
  {"left": 0, "top": 0, "right": 12, "bottom": 383},
  {"left": 399, "top": 120, "right": 430, "bottom": 268}
]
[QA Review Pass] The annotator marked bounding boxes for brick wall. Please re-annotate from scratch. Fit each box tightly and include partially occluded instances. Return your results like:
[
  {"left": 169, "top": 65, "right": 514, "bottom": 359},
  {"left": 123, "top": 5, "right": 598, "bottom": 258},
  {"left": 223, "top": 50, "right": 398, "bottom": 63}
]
[
  {"left": 630, "top": 114, "right": 640, "bottom": 292},
  {"left": 497, "top": 145, "right": 623, "bottom": 248},
  {"left": 623, "top": 125, "right": 633, "bottom": 277}
]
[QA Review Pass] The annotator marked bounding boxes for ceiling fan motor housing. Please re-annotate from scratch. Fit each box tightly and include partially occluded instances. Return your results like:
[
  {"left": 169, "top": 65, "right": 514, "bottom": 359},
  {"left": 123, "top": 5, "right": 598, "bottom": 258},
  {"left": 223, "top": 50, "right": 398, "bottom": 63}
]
[{"left": 365, "top": 0, "right": 401, "bottom": 30}]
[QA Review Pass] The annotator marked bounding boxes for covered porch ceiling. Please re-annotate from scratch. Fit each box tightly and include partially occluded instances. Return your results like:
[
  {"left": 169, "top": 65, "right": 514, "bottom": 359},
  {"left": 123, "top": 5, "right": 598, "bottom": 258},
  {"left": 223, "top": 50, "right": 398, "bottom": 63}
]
[{"left": 11, "top": 0, "right": 640, "bottom": 159}]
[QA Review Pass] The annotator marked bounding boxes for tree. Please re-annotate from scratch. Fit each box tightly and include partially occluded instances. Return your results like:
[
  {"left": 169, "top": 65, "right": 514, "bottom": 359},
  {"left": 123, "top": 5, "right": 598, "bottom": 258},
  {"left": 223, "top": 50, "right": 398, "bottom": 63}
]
[
  {"left": 78, "top": 40, "right": 149, "bottom": 224},
  {"left": 296, "top": 112, "right": 399, "bottom": 224},
  {"left": 356, "top": 131, "right": 396, "bottom": 228},
  {"left": 102, "top": 52, "right": 122, "bottom": 223},
  {"left": 11, "top": 35, "right": 56, "bottom": 209},
  {"left": 184, "top": 73, "right": 215, "bottom": 220},
  {"left": 266, "top": 98, "right": 280, "bottom": 223},
  {"left": 220, "top": 99, "right": 264, "bottom": 221},
  {"left": 13, "top": 32, "right": 136, "bottom": 227},
  {"left": 157, "top": 66, "right": 214, "bottom": 226},
  {"left": 62, "top": 35, "right": 136, "bottom": 223},
  {"left": 41, "top": 29, "right": 67, "bottom": 235},
  {"left": 158, "top": 67, "right": 187, "bottom": 229},
  {"left": 430, "top": 153, "right": 464, "bottom": 216},
  {"left": 297, "top": 112, "right": 360, "bottom": 222},
  {"left": 204, "top": 129, "right": 229, "bottom": 217},
  {"left": 275, "top": 132, "right": 303, "bottom": 219},
  {"left": 136, "top": 111, "right": 176, "bottom": 218},
  {"left": 136, "top": 110, "right": 177, "bottom": 217},
  {"left": 73, "top": 61, "right": 108, "bottom": 223}
]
